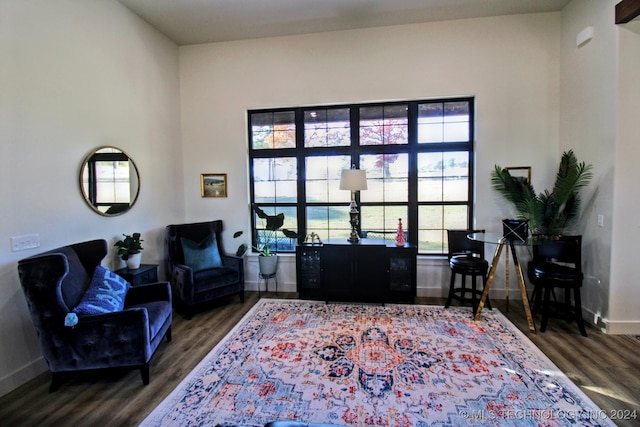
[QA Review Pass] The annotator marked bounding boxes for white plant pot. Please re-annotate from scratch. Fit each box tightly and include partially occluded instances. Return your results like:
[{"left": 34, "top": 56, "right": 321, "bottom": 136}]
[
  {"left": 258, "top": 254, "right": 278, "bottom": 276},
  {"left": 126, "top": 253, "right": 141, "bottom": 270}
]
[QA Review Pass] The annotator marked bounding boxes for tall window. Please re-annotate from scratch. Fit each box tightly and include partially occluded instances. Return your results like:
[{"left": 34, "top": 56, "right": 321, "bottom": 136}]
[{"left": 248, "top": 98, "right": 474, "bottom": 255}]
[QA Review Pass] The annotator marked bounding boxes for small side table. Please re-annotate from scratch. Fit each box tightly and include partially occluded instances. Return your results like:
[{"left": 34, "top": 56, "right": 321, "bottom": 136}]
[{"left": 115, "top": 264, "right": 158, "bottom": 286}]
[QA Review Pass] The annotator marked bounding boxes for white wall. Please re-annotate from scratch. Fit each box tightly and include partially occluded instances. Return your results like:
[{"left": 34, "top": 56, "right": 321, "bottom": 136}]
[
  {"left": 179, "top": 13, "right": 562, "bottom": 295},
  {"left": 0, "top": 0, "right": 182, "bottom": 396},
  {"left": 610, "top": 15, "right": 640, "bottom": 333},
  {"left": 559, "top": 0, "right": 616, "bottom": 329},
  {"left": 560, "top": 0, "right": 640, "bottom": 333}
]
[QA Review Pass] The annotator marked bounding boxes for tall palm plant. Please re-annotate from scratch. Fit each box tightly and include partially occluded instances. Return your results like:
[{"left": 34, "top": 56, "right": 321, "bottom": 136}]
[{"left": 491, "top": 150, "right": 593, "bottom": 235}]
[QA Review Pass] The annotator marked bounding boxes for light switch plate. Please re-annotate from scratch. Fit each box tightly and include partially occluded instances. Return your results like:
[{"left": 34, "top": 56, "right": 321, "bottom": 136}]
[{"left": 11, "top": 233, "right": 40, "bottom": 252}]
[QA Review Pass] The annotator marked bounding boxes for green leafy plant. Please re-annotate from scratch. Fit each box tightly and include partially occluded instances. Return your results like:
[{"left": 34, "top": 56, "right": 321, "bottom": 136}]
[
  {"left": 114, "top": 232, "right": 144, "bottom": 260},
  {"left": 491, "top": 150, "right": 593, "bottom": 236},
  {"left": 235, "top": 204, "right": 299, "bottom": 256}
]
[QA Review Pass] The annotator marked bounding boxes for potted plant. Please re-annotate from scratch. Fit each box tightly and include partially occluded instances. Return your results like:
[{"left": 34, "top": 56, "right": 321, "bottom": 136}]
[
  {"left": 114, "top": 232, "right": 144, "bottom": 269},
  {"left": 491, "top": 150, "right": 593, "bottom": 236},
  {"left": 234, "top": 204, "right": 299, "bottom": 276}
]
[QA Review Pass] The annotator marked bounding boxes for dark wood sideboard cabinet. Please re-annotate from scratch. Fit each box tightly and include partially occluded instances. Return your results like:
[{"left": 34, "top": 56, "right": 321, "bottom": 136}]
[{"left": 296, "top": 238, "right": 417, "bottom": 303}]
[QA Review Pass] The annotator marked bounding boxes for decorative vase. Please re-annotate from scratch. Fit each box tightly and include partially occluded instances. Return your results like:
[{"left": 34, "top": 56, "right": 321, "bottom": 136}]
[
  {"left": 126, "top": 253, "right": 141, "bottom": 270},
  {"left": 395, "top": 217, "right": 406, "bottom": 246},
  {"left": 258, "top": 254, "right": 278, "bottom": 276}
]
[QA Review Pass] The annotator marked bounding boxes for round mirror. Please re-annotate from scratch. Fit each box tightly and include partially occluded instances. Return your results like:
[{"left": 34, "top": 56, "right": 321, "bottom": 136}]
[{"left": 80, "top": 146, "right": 140, "bottom": 216}]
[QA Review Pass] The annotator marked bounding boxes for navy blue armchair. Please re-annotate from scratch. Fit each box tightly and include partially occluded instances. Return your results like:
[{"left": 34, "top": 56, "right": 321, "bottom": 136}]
[
  {"left": 17, "top": 239, "right": 172, "bottom": 392},
  {"left": 166, "top": 220, "right": 245, "bottom": 319}
]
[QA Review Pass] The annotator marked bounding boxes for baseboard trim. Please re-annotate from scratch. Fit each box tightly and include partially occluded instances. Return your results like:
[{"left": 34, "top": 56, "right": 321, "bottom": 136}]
[
  {"left": 602, "top": 319, "right": 640, "bottom": 335},
  {"left": 0, "top": 357, "right": 48, "bottom": 398}
]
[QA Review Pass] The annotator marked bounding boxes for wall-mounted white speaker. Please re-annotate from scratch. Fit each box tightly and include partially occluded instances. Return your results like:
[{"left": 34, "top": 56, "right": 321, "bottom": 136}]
[{"left": 576, "top": 26, "right": 594, "bottom": 48}]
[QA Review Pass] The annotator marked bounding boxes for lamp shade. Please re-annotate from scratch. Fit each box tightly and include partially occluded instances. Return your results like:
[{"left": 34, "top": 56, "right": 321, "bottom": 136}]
[{"left": 340, "top": 169, "right": 367, "bottom": 191}]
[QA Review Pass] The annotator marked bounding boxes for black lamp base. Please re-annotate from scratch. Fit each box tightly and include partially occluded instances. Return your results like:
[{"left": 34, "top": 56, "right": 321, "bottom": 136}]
[{"left": 347, "top": 210, "right": 359, "bottom": 243}]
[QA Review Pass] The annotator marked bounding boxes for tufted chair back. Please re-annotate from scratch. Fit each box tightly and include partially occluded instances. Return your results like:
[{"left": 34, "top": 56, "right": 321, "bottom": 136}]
[
  {"left": 18, "top": 240, "right": 106, "bottom": 367},
  {"left": 166, "top": 220, "right": 224, "bottom": 269}
]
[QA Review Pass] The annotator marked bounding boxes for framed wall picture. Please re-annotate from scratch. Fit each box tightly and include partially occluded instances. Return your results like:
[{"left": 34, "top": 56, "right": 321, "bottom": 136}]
[
  {"left": 201, "top": 173, "right": 227, "bottom": 198},
  {"left": 505, "top": 166, "right": 531, "bottom": 184}
]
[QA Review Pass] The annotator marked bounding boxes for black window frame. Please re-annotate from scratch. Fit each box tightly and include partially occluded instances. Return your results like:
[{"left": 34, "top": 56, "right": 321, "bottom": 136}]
[{"left": 248, "top": 97, "right": 475, "bottom": 256}]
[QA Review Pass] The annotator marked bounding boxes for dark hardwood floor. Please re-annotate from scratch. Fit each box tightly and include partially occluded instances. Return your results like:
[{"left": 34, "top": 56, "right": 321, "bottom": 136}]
[{"left": 1, "top": 292, "right": 639, "bottom": 427}]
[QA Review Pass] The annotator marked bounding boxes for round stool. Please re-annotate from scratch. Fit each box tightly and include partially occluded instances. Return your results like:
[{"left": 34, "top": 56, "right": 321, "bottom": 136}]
[
  {"left": 445, "top": 255, "right": 491, "bottom": 315},
  {"left": 258, "top": 272, "right": 278, "bottom": 296}
]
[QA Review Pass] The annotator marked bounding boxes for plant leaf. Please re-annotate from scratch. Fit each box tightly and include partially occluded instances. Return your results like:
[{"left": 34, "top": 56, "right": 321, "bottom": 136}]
[
  {"left": 253, "top": 204, "right": 268, "bottom": 219},
  {"left": 265, "top": 213, "right": 284, "bottom": 231},
  {"left": 236, "top": 243, "right": 248, "bottom": 257},
  {"left": 490, "top": 150, "right": 592, "bottom": 235},
  {"left": 282, "top": 229, "right": 299, "bottom": 239}
]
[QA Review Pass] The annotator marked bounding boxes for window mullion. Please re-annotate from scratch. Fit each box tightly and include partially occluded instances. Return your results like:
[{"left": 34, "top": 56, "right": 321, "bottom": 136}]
[
  {"left": 407, "top": 102, "right": 418, "bottom": 246},
  {"left": 295, "top": 108, "right": 306, "bottom": 237},
  {"left": 349, "top": 106, "right": 360, "bottom": 165}
]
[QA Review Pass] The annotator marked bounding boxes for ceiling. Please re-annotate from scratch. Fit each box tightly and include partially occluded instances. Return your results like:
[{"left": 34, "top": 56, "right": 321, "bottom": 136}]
[{"left": 117, "top": 0, "right": 572, "bottom": 46}]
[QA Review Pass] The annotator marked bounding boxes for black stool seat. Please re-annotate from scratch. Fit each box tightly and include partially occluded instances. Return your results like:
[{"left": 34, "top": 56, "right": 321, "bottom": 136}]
[
  {"left": 450, "top": 255, "right": 488, "bottom": 273},
  {"left": 445, "top": 230, "right": 491, "bottom": 315},
  {"left": 534, "top": 263, "right": 583, "bottom": 283}
]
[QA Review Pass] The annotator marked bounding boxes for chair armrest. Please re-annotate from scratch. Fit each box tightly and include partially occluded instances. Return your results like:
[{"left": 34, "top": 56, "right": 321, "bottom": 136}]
[
  {"left": 221, "top": 254, "right": 243, "bottom": 271},
  {"left": 125, "top": 281, "right": 171, "bottom": 306},
  {"left": 168, "top": 263, "right": 195, "bottom": 302},
  {"left": 75, "top": 307, "right": 148, "bottom": 330},
  {"left": 172, "top": 263, "right": 193, "bottom": 278}
]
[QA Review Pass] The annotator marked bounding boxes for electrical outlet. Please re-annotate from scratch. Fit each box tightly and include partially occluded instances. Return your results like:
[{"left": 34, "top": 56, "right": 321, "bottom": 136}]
[
  {"left": 11, "top": 233, "right": 40, "bottom": 252},
  {"left": 597, "top": 214, "right": 604, "bottom": 227}
]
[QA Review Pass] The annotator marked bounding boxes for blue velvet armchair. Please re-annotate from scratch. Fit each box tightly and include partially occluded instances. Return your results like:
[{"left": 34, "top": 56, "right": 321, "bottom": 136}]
[
  {"left": 166, "top": 220, "right": 245, "bottom": 319},
  {"left": 17, "top": 239, "right": 172, "bottom": 392}
]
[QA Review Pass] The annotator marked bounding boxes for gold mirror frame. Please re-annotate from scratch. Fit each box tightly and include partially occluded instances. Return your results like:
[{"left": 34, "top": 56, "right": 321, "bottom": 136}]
[{"left": 79, "top": 146, "right": 140, "bottom": 216}]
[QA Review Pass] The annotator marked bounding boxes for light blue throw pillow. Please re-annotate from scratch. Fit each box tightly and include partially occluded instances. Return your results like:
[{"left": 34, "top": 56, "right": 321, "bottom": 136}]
[
  {"left": 73, "top": 266, "right": 130, "bottom": 316},
  {"left": 181, "top": 233, "right": 224, "bottom": 272}
]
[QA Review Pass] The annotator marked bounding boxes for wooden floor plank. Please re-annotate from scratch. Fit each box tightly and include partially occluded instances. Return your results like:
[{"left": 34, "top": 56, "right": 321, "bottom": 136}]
[{"left": 1, "top": 293, "right": 638, "bottom": 426}]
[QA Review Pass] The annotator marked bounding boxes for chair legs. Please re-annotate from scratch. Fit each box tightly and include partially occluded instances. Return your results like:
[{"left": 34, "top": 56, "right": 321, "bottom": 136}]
[
  {"left": 445, "top": 272, "right": 457, "bottom": 308},
  {"left": 48, "top": 362, "right": 157, "bottom": 392},
  {"left": 539, "top": 284, "right": 587, "bottom": 337},
  {"left": 445, "top": 270, "right": 490, "bottom": 315},
  {"left": 49, "top": 372, "right": 63, "bottom": 393},
  {"left": 540, "top": 286, "right": 552, "bottom": 333},
  {"left": 573, "top": 287, "right": 588, "bottom": 337},
  {"left": 140, "top": 363, "right": 150, "bottom": 385}
]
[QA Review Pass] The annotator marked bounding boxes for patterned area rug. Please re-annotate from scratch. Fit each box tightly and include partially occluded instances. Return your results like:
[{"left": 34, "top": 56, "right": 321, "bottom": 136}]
[{"left": 142, "top": 299, "right": 614, "bottom": 426}]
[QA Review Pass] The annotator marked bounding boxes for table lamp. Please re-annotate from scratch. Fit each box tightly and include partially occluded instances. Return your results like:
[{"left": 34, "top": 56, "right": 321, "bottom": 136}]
[{"left": 340, "top": 167, "right": 367, "bottom": 243}]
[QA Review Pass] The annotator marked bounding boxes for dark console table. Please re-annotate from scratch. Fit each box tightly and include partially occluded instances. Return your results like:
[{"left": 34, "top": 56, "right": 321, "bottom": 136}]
[{"left": 296, "top": 238, "right": 417, "bottom": 303}]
